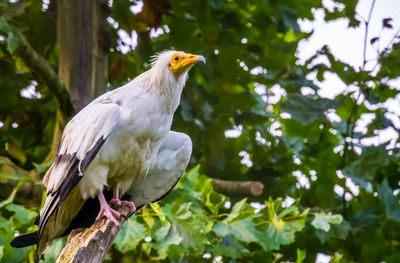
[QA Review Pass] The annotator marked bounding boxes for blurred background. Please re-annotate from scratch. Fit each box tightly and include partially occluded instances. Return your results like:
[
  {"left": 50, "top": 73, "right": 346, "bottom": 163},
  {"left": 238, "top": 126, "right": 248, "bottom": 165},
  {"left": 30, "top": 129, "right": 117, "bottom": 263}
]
[{"left": 0, "top": 0, "right": 400, "bottom": 262}]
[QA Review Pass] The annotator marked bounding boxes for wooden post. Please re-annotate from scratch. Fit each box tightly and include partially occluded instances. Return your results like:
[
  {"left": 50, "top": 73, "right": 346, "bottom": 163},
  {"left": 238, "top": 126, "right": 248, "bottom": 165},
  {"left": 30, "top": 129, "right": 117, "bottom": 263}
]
[{"left": 56, "top": 204, "right": 133, "bottom": 263}]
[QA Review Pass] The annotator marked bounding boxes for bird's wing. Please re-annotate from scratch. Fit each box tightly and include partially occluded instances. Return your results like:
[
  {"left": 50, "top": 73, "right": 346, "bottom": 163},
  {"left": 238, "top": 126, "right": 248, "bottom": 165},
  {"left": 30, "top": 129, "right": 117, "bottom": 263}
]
[
  {"left": 128, "top": 131, "right": 192, "bottom": 208},
  {"left": 38, "top": 98, "right": 122, "bottom": 255}
]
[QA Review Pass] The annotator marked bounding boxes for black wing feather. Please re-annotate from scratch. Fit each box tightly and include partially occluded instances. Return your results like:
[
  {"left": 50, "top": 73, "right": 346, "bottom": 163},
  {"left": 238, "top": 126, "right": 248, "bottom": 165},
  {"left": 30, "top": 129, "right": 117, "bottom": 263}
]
[{"left": 37, "top": 136, "right": 106, "bottom": 246}]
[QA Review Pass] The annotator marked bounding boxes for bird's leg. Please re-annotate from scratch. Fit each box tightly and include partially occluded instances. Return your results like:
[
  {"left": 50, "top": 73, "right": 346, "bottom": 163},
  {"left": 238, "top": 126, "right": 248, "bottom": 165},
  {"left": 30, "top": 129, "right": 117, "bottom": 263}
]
[
  {"left": 96, "top": 190, "right": 120, "bottom": 226},
  {"left": 110, "top": 185, "right": 136, "bottom": 212},
  {"left": 110, "top": 187, "right": 121, "bottom": 207}
]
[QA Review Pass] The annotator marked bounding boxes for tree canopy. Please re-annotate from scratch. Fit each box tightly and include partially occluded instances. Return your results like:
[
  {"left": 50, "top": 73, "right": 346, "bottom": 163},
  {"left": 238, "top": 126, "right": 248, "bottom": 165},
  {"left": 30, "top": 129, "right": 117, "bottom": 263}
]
[{"left": 0, "top": 0, "right": 400, "bottom": 262}]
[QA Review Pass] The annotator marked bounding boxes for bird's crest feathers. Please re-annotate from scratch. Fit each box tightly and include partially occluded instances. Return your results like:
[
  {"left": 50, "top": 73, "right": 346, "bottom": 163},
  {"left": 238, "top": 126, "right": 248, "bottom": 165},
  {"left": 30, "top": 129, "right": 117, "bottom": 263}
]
[{"left": 150, "top": 50, "right": 179, "bottom": 68}]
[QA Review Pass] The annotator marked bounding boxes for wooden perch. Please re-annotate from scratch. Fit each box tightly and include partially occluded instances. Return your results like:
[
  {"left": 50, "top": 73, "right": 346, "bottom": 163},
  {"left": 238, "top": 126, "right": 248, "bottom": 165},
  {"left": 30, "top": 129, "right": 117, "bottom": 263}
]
[
  {"left": 56, "top": 204, "right": 134, "bottom": 263},
  {"left": 211, "top": 179, "right": 264, "bottom": 196}
]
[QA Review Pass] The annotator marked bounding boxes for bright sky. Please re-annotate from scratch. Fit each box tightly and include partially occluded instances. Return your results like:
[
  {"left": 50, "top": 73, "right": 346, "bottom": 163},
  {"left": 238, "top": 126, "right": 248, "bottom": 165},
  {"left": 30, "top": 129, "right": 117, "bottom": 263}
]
[
  {"left": 297, "top": 1, "right": 400, "bottom": 262},
  {"left": 298, "top": 0, "right": 400, "bottom": 149}
]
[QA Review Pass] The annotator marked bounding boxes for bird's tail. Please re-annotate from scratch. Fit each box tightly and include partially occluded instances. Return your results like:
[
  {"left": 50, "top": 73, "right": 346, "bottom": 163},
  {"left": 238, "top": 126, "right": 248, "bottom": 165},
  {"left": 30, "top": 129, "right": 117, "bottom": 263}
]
[{"left": 10, "top": 232, "right": 38, "bottom": 248}]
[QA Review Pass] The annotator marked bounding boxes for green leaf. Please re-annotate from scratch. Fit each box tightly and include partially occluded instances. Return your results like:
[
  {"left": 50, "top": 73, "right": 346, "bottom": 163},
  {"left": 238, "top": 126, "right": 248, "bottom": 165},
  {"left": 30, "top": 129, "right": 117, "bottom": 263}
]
[
  {"left": 278, "top": 6, "right": 300, "bottom": 32},
  {"left": 366, "top": 111, "right": 393, "bottom": 137},
  {"left": 40, "top": 238, "right": 66, "bottom": 263},
  {"left": 0, "top": 172, "right": 37, "bottom": 183},
  {"left": 224, "top": 198, "right": 254, "bottom": 222},
  {"left": 214, "top": 218, "right": 258, "bottom": 243},
  {"left": 171, "top": 202, "right": 192, "bottom": 220},
  {"left": 211, "top": 245, "right": 243, "bottom": 259},
  {"left": 33, "top": 160, "right": 53, "bottom": 173},
  {"left": 377, "top": 178, "right": 400, "bottom": 222},
  {"left": 281, "top": 94, "right": 341, "bottom": 124},
  {"left": 0, "top": 181, "right": 23, "bottom": 208},
  {"left": 6, "top": 30, "right": 20, "bottom": 54},
  {"left": 212, "top": 235, "right": 248, "bottom": 259},
  {"left": 151, "top": 221, "right": 183, "bottom": 259},
  {"left": 330, "top": 253, "right": 344, "bottom": 263},
  {"left": 281, "top": 136, "right": 304, "bottom": 154},
  {"left": 0, "top": 215, "right": 11, "bottom": 233},
  {"left": 114, "top": 217, "right": 147, "bottom": 253},
  {"left": 314, "top": 220, "right": 350, "bottom": 244},
  {"left": 5, "top": 204, "right": 37, "bottom": 226},
  {"left": 0, "top": 17, "right": 11, "bottom": 33},
  {"left": 207, "top": 0, "right": 224, "bottom": 10},
  {"left": 343, "top": 145, "right": 389, "bottom": 183},
  {"left": 257, "top": 219, "right": 305, "bottom": 251},
  {"left": 296, "top": 249, "right": 306, "bottom": 263},
  {"left": 229, "top": 198, "right": 247, "bottom": 216},
  {"left": 230, "top": 219, "right": 259, "bottom": 243},
  {"left": 167, "top": 244, "right": 182, "bottom": 261},
  {"left": 0, "top": 18, "right": 20, "bottom": 54},
  {"left": 350, "top": 207, "right": 379, "bottom": 232},
  {"left": 152, "top": 221, "right": 171, "bottom": 241},
  {"left": 255, "top": 198, "right": 309, "bottom": 251},
  {"left": 311, "top": 212, "right": 343, "bottom": 232}
]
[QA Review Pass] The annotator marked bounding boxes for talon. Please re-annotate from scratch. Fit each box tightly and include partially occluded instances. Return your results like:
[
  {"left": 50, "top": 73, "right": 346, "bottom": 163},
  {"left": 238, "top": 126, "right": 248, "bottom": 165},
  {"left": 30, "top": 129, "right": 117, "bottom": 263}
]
[
  {"left": 120, "top": 200, "right": 136, "bottom": 212},
  {"left": 110, "top": 198, "right": 122, "bottom": 208},
  {"left": 110, "top": 198, "right": 136, "bottom": 213},
  {"left": 111, "top": 186, "right": 136, "bottom": 215},
  {"left": 96, "top": 206, "right": 120, "bottom": 226}
]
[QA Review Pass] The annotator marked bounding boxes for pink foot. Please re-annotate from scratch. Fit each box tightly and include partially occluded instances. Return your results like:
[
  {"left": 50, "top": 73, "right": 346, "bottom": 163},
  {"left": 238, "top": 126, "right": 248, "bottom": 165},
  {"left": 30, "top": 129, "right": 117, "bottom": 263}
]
[
  {"left": 95, "top": 204, "right": 120, "bottom": 226},
  {"left": 110, "top": 198, "right": 136, "bottom": 212},
  {"left": 96, "top": 190, "right": 121, "bottom": 226}
]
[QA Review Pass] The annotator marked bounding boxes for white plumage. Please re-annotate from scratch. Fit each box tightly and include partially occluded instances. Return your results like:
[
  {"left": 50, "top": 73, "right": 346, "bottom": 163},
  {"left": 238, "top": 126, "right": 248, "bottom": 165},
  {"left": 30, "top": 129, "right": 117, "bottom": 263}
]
[
  {"left": 11, "top": 50, "right": 205, "bottom": 255},
  {"left": 129, "top": 131, "right": 192, "bottom": 208}
]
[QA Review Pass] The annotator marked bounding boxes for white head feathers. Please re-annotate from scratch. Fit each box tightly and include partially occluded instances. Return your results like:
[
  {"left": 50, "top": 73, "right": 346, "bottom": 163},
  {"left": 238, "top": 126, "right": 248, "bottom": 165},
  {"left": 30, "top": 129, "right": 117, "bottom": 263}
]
[
  {"left": 135, "top": 50, "right": 205, "bottom": 98},
  {"left": 150, "top": 50, "right": 179, "bottom": 68}
]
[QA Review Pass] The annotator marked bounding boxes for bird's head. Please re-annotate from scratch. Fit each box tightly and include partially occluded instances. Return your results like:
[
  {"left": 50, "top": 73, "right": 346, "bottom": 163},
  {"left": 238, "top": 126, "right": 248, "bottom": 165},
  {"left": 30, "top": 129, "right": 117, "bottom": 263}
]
[{"left": 151, "top": 51, "right": 206, "bottom": 82}]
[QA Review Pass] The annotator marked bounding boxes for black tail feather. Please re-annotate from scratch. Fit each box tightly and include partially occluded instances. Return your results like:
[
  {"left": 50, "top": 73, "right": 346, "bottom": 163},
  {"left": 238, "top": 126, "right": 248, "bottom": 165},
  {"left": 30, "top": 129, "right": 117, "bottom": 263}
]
[{"left": 10, "top": 232, "right": 38, "bottom": 248}]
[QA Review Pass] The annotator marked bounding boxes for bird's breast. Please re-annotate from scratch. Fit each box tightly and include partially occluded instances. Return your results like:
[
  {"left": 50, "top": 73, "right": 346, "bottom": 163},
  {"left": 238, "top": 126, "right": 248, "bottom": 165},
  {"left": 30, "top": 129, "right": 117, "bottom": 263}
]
[{"left": 98, "top": 108, "right": 173, "bottom": 194}]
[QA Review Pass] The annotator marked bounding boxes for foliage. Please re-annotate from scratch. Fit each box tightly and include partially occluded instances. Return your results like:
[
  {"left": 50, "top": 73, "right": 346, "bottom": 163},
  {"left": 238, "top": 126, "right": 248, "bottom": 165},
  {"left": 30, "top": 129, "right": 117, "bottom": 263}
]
[
  {"left": 0, "top": 0, "right": 400, "bottom": 262},
  {"left": 108, "top": 167, "right": 336, "bottom": 262}
]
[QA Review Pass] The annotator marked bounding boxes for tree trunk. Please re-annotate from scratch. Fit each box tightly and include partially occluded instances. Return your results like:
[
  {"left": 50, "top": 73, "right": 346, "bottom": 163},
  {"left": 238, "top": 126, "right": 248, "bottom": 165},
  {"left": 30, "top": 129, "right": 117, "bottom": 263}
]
[
  {"left": 57, "top": 0, "right": 110, "bottom": 111},
  {"left": 47, "top": 0, "right": 111, "bottom": 159}
]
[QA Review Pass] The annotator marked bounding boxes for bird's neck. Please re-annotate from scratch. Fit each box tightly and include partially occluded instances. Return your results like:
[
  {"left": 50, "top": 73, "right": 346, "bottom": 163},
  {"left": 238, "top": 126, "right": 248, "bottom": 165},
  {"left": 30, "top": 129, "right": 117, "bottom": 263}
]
[{"left": 136, "top": 68, "right": 187, "bottom": 113}]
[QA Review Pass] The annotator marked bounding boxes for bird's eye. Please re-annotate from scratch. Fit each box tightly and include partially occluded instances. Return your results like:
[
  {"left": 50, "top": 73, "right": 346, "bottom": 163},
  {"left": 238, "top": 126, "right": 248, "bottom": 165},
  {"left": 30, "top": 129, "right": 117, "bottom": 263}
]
[{"left": 174, "top": 56, "right": 179, "bottom": 61}]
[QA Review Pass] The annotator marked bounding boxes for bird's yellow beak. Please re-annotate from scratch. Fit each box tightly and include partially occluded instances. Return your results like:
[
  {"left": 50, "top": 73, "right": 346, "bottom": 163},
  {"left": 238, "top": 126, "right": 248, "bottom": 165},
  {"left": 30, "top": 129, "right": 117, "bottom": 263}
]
[{"left": 169, "top": 52, "right": 206, "bottom": 80}]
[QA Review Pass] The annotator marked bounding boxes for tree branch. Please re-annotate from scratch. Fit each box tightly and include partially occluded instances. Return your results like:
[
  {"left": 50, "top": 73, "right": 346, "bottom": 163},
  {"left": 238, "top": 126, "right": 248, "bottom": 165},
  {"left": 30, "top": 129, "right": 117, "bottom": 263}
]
[
  {"left": 211, "top": 179, "right": 264, "bottom": 196},
  {"left": 0, "top": 181, "right": 43, "bottom": 208},
  {"left": 56, "top": 204, "right": 134, "bottom": 263},
  {"left": 0, "top": 157, "right": 43, "bottom": 207},
  {"left": 361, "top": 0, "right": 376, "bottom": 71},
  {"left": 15, "top": 32, "right": 74, "bottom": 119}
]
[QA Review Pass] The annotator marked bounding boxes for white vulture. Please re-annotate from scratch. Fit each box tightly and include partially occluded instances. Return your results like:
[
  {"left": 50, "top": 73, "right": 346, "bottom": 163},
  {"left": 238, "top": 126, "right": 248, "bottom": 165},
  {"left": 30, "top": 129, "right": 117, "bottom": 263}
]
[{"left": 10, "top": 50, "right": 205, "bottom": 255}]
